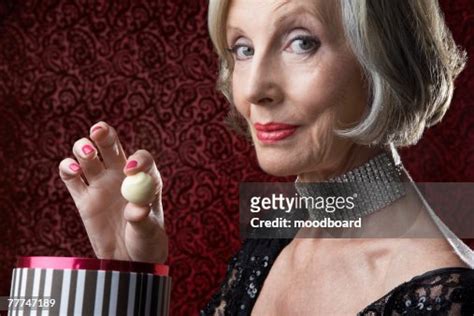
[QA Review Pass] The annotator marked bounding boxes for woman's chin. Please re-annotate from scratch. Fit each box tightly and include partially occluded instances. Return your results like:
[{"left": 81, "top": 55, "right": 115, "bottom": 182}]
[{"left": 257, "top": 157, "right": 298, "bottom": 177}]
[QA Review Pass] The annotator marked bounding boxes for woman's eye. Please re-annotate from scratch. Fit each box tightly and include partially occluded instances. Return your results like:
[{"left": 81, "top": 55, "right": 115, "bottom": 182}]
[
  {"left": 287, "top": 36, "right": 320, "bottom": 54},
  {"left": 228, "top": 45, "right": 254, "bottom": 60},
  {"left": 227, "top": 35, "right": 319, "bottom": 60}
]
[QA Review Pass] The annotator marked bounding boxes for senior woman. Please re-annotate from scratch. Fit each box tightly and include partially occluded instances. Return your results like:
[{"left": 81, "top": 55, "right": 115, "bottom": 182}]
[
  {"left": 58, "top": 0, "right": 474, "bottom": 314},
  {"left": 201, "top": 0, "right": 474, "bottom": 315},
  {"left": 198, "top": 0, "right": 474, "bottom": 314}
]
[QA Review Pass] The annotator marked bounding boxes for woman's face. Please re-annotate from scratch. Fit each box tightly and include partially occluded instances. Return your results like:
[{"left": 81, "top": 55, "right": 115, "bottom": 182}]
[{"left": 226, "top": 0, "right": 369, "bottom": 178}]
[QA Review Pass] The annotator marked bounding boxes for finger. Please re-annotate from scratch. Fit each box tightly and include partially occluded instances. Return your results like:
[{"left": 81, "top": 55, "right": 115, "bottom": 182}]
[
  {"left": 124, "top": 191, "right": 163, "bottom": 222},
  {"left": 122, "top": 150, "right": 167, "bottom": 263},
  {"left": 59, "top": 157, "right": 88, "bottom": 200},
  {"left": 125, "top": 213, "right": 168, "bottom": 263},
  {"left": 89, "top": 121, "right": 127, "bottom": 169},
  {"left": 124, "top": 197, "right": 166, "bottom": 262},
  {"left": 72, "top": 137, "right": 105, "bottom": 182},
  {"left": 124, "top": 198, "right": 167, "bottom": 263},
  {"left": 123, "top": 149, "right": 164, "bottom": 219},
  {"left": 123, "top": 149, "right": 162, "bottom": 187}
]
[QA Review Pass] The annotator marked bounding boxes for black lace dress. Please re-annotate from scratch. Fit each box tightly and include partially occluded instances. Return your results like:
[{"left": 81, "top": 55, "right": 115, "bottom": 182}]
[{"left": 200, "top": 238, "right": 474, "bottom": 316}]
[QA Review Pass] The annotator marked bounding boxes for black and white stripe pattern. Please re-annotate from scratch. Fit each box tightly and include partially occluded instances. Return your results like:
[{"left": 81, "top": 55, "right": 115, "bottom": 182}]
[{"left": 9, "top": 268, "right": 171, "bottom": 315}]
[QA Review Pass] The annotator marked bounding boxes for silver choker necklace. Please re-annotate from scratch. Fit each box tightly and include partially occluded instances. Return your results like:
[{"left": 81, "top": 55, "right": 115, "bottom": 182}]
[{"left": 294, "top": 151, "right": 406, "bottom": 221}]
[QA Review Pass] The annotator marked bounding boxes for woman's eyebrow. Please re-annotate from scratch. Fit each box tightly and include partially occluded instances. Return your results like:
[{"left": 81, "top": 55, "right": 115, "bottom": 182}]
[{"left": 226, "top": 5, "right": 325, "bottom": 36}]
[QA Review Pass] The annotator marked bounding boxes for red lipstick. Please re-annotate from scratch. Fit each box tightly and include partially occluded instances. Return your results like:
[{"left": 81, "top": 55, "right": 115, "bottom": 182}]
[{"left": 254, "top": 122, "right": 299, "bottom": 144}]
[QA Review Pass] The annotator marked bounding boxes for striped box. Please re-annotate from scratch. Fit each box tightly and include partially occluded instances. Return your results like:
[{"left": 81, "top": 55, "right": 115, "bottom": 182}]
[{"left": 8, "top": 256, "right": 171, "bottom": 316}]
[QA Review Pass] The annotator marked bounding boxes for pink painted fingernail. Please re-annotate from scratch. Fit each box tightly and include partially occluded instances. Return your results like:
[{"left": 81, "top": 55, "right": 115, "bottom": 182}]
[
  {"left": 126, "top": 160, "right": 138, "bottom": 169},
  {"left": 82, "top": 144, "right": 95, "bottom": 155},
  {"left": 69, "top": 163, "right": 81, "bottom": 172},
  {"left": 91, "top": 126, "right": 103, "bottom": 134}
]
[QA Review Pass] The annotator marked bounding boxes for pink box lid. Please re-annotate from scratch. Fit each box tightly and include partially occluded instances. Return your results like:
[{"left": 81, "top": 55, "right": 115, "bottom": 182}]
[{"left": 16, "top": 256, "right": 169, "bottom": 276}]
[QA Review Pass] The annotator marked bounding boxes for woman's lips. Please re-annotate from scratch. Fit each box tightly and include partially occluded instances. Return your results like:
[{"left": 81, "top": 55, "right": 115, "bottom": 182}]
[{"left": 254, "top": 122, "right": 299, "bottom": 143}]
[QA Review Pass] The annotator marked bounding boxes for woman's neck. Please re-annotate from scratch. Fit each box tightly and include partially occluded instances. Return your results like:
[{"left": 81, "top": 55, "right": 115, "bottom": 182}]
[{"left": 297, "top": 144, "right": 386, "bottom": 183}]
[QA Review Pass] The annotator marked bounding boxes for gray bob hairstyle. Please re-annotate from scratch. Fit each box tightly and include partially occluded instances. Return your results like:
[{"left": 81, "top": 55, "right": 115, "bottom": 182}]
[{"left": 207, "top": 0, "right": 466, "bottom": 147}]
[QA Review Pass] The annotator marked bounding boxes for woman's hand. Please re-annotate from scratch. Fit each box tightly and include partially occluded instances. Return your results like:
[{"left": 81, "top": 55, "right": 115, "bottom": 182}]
[{"left": 58, "top": 121, "right": 168, "bottom": 263}]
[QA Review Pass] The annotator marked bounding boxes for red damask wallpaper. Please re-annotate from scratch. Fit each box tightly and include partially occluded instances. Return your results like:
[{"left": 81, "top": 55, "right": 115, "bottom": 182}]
[{"left": 0, "top": 0, "right": 472, "bottom": 315}]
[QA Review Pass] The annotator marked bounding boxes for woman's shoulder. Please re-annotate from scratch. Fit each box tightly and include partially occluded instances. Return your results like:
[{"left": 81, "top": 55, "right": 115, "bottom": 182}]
[{"left": 359, "top": 266, "right": 474, "bottom": 315}]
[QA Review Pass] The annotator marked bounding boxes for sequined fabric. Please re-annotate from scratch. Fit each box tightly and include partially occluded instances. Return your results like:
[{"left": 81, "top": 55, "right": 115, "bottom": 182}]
[
  {"left": 200, "top": 238, "right": 292, "bottom": 316},
  {"left": 358, "top": 267, "right": 474, "bottom": 315}
]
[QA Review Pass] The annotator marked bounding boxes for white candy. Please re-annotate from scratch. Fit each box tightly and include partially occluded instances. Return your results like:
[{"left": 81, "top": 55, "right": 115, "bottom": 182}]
[{"left": 121, "top": 172, "right": 155, "bottom": 205}]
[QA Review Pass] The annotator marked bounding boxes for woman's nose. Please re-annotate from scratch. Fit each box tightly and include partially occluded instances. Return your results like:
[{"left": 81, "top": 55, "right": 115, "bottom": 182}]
[{"left": 244, "top": 55, "right": 283, "bottom": 106}]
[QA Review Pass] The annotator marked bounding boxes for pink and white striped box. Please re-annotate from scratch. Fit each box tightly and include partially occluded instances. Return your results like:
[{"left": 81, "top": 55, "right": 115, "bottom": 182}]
[{"left": 8, "top": 256, "right": 171, "bottom": 316}]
